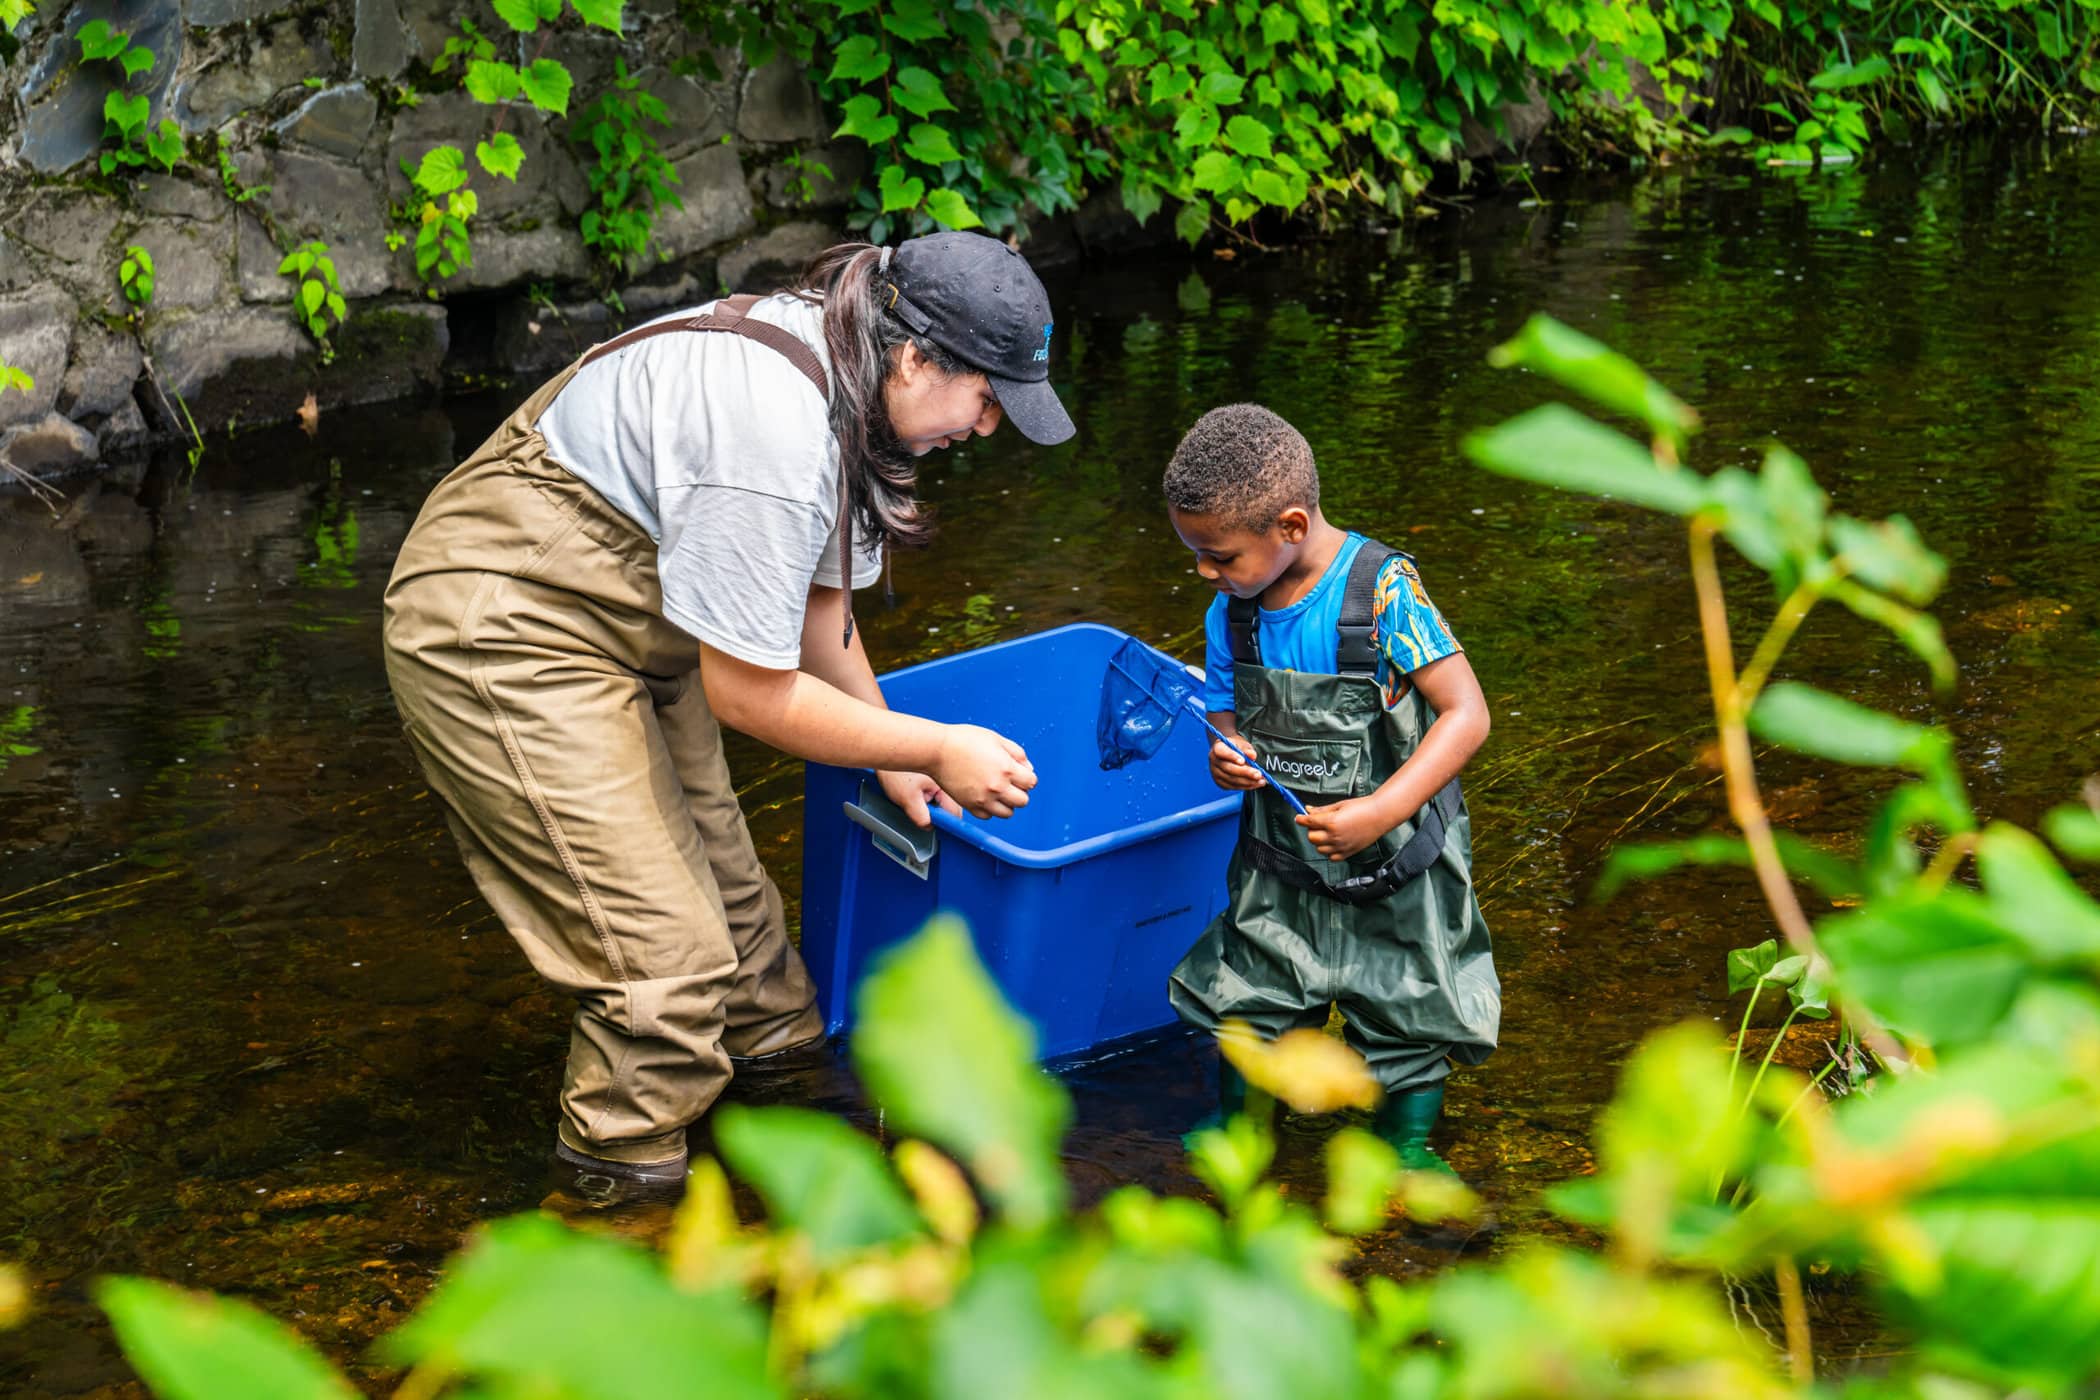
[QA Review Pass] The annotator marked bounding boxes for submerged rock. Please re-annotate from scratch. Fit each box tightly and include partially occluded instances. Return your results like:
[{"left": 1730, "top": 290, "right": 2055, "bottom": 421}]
[{"left": 0, "top": 413, "right": 100, "bottom": 478}]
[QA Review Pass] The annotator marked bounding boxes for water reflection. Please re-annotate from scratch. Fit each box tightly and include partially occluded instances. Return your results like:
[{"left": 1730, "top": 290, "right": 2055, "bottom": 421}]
[{"left": 5, "top": 138, "right": 2100, "bottom": 1392}]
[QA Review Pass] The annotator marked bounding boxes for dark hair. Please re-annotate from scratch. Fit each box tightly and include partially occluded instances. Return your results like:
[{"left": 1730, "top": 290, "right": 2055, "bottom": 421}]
[
  {"left": 1162, "top": 403, "right": 1320, "bottom": 532},
  {"left": 788, "top": 243, "right": 972, "bottom": 555}
]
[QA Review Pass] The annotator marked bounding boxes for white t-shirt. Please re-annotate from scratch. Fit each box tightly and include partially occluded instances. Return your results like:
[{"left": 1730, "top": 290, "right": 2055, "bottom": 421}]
[{"left": 536, "top": 293, "right": 884, "bottom": 671}]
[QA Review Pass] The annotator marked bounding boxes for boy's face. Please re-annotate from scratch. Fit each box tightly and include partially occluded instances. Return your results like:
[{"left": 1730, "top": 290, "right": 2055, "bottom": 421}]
[{"left": 1168, "top": 507, "right": 1307, "bottom": 600}]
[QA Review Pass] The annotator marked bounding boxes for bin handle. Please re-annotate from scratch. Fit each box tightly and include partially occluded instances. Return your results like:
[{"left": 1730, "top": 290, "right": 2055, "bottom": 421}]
[{"left": 844, "top": 782, "right": 937, "bottom": 879}]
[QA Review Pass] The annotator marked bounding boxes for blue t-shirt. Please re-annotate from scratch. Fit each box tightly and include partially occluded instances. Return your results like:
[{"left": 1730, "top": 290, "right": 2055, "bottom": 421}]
[{"left": 1200, "top": 533, "right": 1462, "bottom": 713}]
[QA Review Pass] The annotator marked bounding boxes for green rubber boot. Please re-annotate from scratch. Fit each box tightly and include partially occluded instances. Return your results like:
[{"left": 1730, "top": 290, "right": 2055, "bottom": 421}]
[
  {"left": 1373, "top": 1084, "right": 1458, "bottom": 1177},
  {"left": 1181, "top": 1060, "right": 1248, "bottom": 1149}
]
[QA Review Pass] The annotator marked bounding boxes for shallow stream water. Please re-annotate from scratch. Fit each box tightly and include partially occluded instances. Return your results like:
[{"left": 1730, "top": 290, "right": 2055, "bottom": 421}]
[{"left": 5, "top": 139, "right": 2100, "bottom": 1394}]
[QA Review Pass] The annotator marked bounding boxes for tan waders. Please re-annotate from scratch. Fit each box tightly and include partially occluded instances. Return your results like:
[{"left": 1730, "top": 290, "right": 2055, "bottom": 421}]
[
  {"left": 382, "top": 302, "right": 831, "bottom": 1169},
  {"left": 1170, "top": 541, "right": 1500, "bottom": 1155}
]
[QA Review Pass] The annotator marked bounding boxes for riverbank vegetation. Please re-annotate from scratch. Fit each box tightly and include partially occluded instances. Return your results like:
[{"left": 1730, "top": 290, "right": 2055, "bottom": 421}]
[
  {"left": 680, "top": 0, "right": 2100, "bottom": 246},
  {"left": 34, "top": 320, "right": 2100, "bottom": 1397}
]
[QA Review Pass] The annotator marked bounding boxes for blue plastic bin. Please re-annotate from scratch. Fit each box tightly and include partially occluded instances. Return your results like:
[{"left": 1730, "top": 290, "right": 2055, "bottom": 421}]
[{"left": 799, "top": 622, "right": 1241, "bottom": 1061}]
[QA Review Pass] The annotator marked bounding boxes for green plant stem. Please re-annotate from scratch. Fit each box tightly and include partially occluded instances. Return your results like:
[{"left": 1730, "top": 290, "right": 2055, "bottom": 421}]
[
  {"left": 1775, "top": 1253, "right": 1814, "bottom": 1385},
  {"left": 1688, "top": 515, "right": 1907, "bottom": 1070},
  {"left": 1918, "top": 830, "right": 1977, "bottom": 891},
  {"left": 1737, "top": 582, "right": 1820, "bottom": 709},
  {"left": 1741, "top": 1005, "right": 1802, "bottom": 1118}
]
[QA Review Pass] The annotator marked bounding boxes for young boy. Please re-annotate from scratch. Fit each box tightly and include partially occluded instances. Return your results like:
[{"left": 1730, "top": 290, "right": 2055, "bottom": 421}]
[{"left": 1163, "top": 404, "right": 1500, "bottom": 1171}]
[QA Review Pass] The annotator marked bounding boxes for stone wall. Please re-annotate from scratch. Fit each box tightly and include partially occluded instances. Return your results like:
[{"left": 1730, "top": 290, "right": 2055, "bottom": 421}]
[{"left": 0, "top": 0, "right": 873, "bottom": 478}]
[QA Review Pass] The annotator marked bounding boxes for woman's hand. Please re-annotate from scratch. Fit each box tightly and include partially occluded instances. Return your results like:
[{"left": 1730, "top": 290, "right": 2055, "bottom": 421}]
[
  {"left": 878, "top": 769, "right": 961, "bottom": 828},
  {"left": 1209, "top": 735, "right": 1265, "bottom": 791},
  {"left": 1296, "top": 796, "right": 1390, "bottom": 861},
  {"left": 932, "top": 724, "right": 1037, "bottom": 818}
]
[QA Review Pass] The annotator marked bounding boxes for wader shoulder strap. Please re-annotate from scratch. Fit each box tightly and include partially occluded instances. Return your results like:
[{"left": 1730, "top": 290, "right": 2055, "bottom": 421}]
[
  {"left": 577, "top": 294, "right": 831, "bottom": 397},
  {"left": 1242, "top": 776, "right": 1463, "bottom": 905},
  {"left": 1226, "top": 596, "right": 1260, "bottom": 666},
  {"left": 1338, "top": 538, "right": 1406, "bottom": 677},
  {"left": 575, "top": 295, "right": 865, "bottom": 647}
]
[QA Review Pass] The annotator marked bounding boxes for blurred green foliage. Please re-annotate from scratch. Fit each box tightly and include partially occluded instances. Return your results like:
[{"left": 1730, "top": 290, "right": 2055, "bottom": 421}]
[{"left": 58, "top": 317, "right": 2100, "bottom": 1396}]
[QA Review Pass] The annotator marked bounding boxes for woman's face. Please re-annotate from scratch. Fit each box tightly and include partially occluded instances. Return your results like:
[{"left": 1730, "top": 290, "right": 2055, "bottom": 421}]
[{"left": 884, "top": 341, "right": 1005, "bottom": 455}]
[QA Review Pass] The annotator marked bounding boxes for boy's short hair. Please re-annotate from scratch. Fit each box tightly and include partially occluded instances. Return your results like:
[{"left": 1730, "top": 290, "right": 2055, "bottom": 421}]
[{"left": 1162, "top": 403, "right": 1319, "bottom": 532}]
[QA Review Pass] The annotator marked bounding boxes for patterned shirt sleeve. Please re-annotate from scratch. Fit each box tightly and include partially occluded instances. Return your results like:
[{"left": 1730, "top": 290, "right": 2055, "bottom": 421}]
[{"left": 1372, "top": 554, "right": 1461, "bottom": 707}]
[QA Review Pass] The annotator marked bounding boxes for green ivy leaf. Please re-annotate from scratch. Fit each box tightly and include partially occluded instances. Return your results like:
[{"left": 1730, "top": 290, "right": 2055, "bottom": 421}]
[
  {"left": 519, "top": 57, "right": 573, "bottom": 115},
  {"left": 77, "top": 19, "right": 128, "bottom": 62},
  {"left": 1174, "top": 198, "right": 1210, "bottom": 245},
  {"left": 475, "top": 131, "right": 525, "bottom": 181},
  {"left": 144, "top": 119, "right": 183, "bottom": 173},
  {"left": 1245, "top": 166, "right": 1294, "bottom": 207},
  {"left": 1173, "top": 103, "right": 1221, "bottom": 149},
  {"left": 103, "top": 91, "right": 149, "bottom": 136},
  {"left": 567, "top": 0, "right": 623, "bottom": 34},
  {"left": 892, "top": 65, "right": 956, "bottom": 117},
  {"left": 464, "top": 58, "right": 522, "bottom": 104},
  {"left": 715, "top": 1106, "right": 925, "bottom": 1261},
  {"left": 1199, "top": 70, "right": 1247, "bottom": 104},
  {"left": 879, "top": 0, "right": 945, "bottom": 42},
  {"left": 491, "top": 0, "right": 545, "bottom": 31},
  {"left": 877, "top": 163, "right": 925, "bottom": 213},
  {"left": 901, "top": 121, "right": 963, "bottom": 165},
  {"left": 835, "top": 93, "right": 899, "bottom": 146},
  {"left": 413, "top": 145, "right": 470, "bottom": 196},
  {"left": 829, "top": 33, "right": 890, "bottom": 82},
  {"left": 924, "top": 186, "right": 982, "bottom": 230},
  {"left": 1223, "top": 114, "right": 1274, "bottom": 159},
  {"left": 1190, "top": 151, "right": 1240, "bottom": 193},
  {"left": 1121, "top": 175, "right": 1163, "bottom": 227},
  {"left": 118, "top": 44, "right": 155, "bottom": 79},
  {"left": 300, "top": 279, "right": 325, "bottom": 317}
]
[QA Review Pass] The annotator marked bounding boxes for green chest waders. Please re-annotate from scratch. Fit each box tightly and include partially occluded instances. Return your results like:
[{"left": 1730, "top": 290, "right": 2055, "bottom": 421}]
[{"left": 1167, "top": 541, "right": 1501, "bottom": 1100}]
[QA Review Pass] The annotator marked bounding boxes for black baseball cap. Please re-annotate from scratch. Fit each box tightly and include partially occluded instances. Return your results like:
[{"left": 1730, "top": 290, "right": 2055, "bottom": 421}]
[{"left": 885, "top": 232, "right": 1075, "bottom": 446}]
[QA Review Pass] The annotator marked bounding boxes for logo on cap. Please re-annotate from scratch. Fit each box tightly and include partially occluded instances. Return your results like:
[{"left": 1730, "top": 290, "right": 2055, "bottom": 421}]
[{"left": 1032, "top": 323, "right": 1052, "bottom": 363}]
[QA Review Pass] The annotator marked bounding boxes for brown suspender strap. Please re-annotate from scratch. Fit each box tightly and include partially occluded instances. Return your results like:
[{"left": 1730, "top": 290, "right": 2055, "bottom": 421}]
[{"left": 577, "top": 295, "right": 861, "bottom": 647}]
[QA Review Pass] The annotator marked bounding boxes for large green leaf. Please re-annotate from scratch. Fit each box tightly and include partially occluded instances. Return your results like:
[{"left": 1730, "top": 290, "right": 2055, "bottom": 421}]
[
  {"left": 852, "top": 917, "right": 1071, "bottom": 1228},
  {"left": 1827, "top": 512, "right": 1946, "bottom": 606},
  {"left": 1462, "top": 404, "right": 1706, "bottom": 515},
  {"left": 1816, "top": 890, "right": 2029, "bottom": 1046},
  {"left": 381, "top": 1214, "right": 776, "bottom": 1397},
  {"left": 2045, "top": 803, "right": 2100, "bottom": 861},
  {"left": 1594, "top": 831, "right": 1859, "bottom": 902},
  {"left": 927, "top": 1244, "right": 1162, "bottom": 1400},
  {"left": 713, "top": 1105, "right": 924, "bottom": 1261},
  {"left": 99, "top": 1278, "right": 352, "bottom": 1400},
  {"left": 1829, "top": 580, "right": 1957, "bottom": 693},
  {"left": 1749, "top": 682, "right": 1950, "bottom": 771},
  {"left": 1974, "top": 822, "right": 2100, "bottom": 963},
  {"left": 1485, "top": 314, "right": 1699, "bottom": 446},
  {"left": 1830, "top": 1047, "right": 2100, "bottom": 1385}
]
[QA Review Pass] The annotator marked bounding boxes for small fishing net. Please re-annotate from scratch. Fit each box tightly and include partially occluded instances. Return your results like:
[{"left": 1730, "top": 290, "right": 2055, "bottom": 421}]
[{"left": 1097, "top": 636, "right": 1201, "bottom": 770}]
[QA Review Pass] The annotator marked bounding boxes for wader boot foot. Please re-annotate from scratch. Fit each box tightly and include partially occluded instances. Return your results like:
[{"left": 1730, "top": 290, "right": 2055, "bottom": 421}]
[
  {"left": 549, "top": 1137, "right": 690, "bottom": 1209},
  {"left": 1373, "top": 1085, "right": 1459, "bottom": 1179},
  {"left": 1182, "top": 1061, "right": 1248, "bottom": 1150}
]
